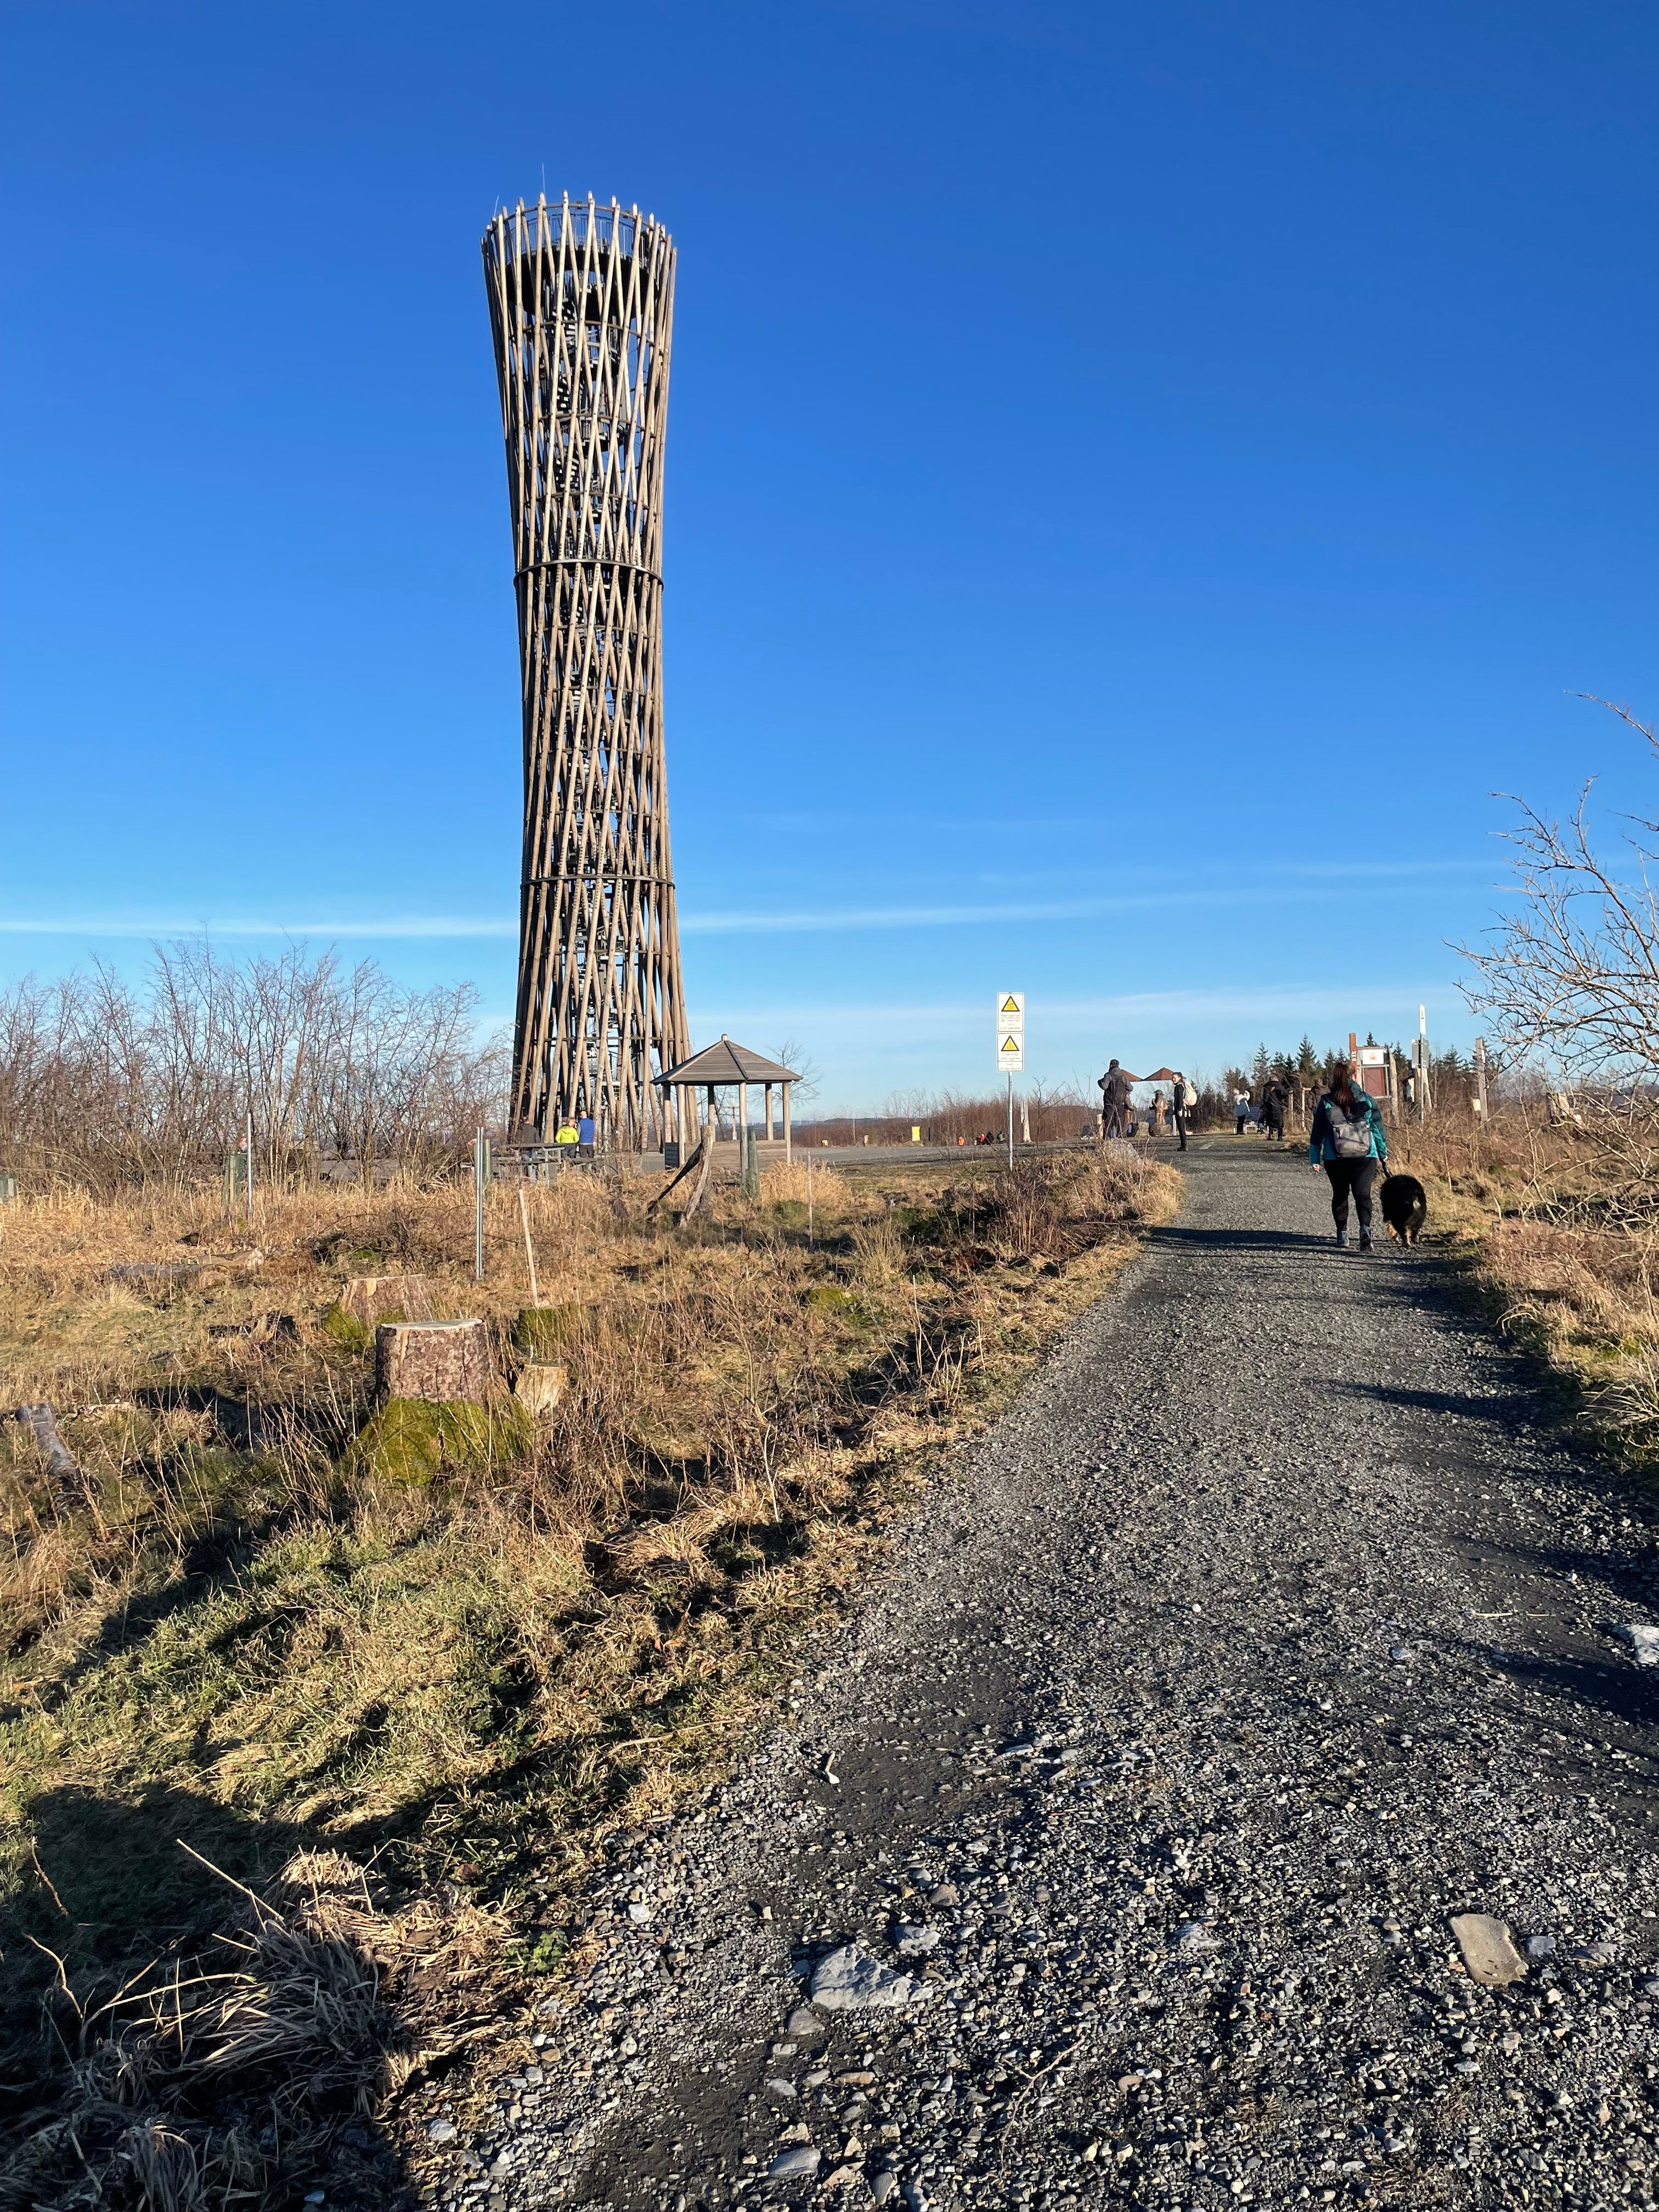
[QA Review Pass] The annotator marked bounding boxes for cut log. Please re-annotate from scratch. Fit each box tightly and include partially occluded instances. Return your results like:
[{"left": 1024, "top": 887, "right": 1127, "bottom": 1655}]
[
  {"left": 375, "top": 1319, "right": 491, "bottom": 1404},
  {"left": 109, "top": 1249, "right": 263, "bottom": 1289},
  {"left": 339, "top": 1274, "right": 435, "bottom": 1328},
  {"left": 15, "top": 1402, "right": 85, "bottom": 1506},
  {"left": 512, "top": 1362, "right": 566, "bottom": 1416}
]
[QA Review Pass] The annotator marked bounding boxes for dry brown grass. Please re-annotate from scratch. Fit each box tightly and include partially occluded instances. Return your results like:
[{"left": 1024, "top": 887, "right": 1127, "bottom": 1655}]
[
  {"left": 1387, "top": 1105, "right": 1659, "bottom": 1446},
  {"left": 0, "top": 1143, "right": 1178, "bottom": 2207}
]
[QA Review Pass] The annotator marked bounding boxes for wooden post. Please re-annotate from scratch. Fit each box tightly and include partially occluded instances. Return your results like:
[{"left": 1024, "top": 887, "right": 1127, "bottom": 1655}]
[
  {"left": 782, "top": 1082, "right": 792, "bottom": 1164},
  {"left": 518, "top": 1186, "right": 540, "bottom": 1306},
  {"left": 738, "top": 1080, "right": 748, "bottom": 1153},
  {"left": 764, "top": 1082, "right": 774, "bottom": 1141},
  {"left": 1475, "top": 1035, "right": 1488, "bottom": 1123}
]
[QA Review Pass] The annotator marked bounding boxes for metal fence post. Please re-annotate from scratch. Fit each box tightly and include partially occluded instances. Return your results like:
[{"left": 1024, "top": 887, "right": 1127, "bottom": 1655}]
[{"left": 474, "top": 1127, "right": 487, "bottom": 1282}]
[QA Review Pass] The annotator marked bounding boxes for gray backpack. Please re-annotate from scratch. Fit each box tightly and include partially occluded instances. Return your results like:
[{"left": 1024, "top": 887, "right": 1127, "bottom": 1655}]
[{"left": 1328, "top": 1100, "right": 1373, "bottom": 1159}]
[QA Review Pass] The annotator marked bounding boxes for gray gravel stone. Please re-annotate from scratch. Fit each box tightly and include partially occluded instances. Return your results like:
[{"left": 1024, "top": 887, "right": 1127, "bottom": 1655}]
[
  {"left": 809, "top": 1944, "right": 934, "bottom": 2011},
  {"left": 765, "top": 2146, "right": 820, "bottom": 2179}
]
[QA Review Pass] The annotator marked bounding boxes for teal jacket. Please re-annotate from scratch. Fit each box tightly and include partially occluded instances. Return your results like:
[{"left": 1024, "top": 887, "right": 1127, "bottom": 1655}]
[{"left": 1308, "top": 1088, "right": 1388, "bottom": 1165}]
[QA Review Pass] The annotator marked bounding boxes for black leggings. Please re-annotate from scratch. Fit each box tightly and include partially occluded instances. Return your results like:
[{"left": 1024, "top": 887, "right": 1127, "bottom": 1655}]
[{"left": 1325, "top": 1158, "right": 1376, "bottom": 1232}]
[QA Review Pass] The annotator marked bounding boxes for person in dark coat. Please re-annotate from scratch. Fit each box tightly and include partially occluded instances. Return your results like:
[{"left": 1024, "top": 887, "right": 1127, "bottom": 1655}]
[
  {"left": 1099, "top": 1059, "right": 1132, "bottom": 1141},
  {"left": 1261, "top": 1078, "right": 1289, "bottom": 1143}
]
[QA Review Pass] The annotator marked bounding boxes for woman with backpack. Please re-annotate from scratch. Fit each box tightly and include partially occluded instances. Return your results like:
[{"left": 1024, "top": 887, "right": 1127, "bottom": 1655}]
[{"left": 1308, "top": 1064, "right": 1387, "bottom": 1249}]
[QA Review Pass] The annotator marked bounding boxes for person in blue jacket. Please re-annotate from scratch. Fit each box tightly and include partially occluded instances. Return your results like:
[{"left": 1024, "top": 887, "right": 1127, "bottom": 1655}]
[{"left": 1308, "top": 1063, "right": 1387, "bottom": 1250}]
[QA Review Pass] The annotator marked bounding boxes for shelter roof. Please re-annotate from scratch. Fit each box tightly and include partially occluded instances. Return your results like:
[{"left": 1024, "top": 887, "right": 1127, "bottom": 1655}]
[{"left": 657, "top": 1036, "right": 799, "bottom": 1088}]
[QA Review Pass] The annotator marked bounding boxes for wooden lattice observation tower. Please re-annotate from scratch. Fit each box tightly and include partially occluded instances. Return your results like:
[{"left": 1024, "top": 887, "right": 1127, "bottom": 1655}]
[{"left": 482, "top": 194, "right": 690, "bottom": 1147}]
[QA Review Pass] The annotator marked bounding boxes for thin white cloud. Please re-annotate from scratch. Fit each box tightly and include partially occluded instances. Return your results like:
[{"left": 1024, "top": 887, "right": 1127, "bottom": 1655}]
[
  {"left": 0, "top": 856, "right": 1497, "bottom": 944},
  {"left": 681, "top": 878, "right": 1492, "bottom": 933},
  {"left": 0, "top": 915, "right": 518, "bottom": 940},
  {"left": 690, "top": 984, "right": 1459, "bottom": 1031}
]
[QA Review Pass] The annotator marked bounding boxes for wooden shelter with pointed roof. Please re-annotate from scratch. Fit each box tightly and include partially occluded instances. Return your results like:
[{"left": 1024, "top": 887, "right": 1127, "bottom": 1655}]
[{"left": 657, "top": 1036, "right": 800, "bottom": 1162}]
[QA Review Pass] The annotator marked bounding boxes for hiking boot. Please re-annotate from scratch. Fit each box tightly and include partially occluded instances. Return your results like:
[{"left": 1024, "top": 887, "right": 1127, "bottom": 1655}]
[
  {"left": 1334, "top": 1229, "right": 1347, "bottom": 1248},
  {"left": 1359, "top": 1228, "right": 1374, "bottom": 1252}
]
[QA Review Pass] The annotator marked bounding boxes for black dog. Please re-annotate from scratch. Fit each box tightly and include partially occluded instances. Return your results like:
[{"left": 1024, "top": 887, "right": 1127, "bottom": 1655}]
[{"left": 1379, "top": 1172, "right": 1427, "bottom": 1246}]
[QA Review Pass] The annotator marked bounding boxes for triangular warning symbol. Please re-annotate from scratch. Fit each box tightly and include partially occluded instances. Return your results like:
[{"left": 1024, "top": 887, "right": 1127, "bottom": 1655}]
[
  {"left": 1000, "top": 1034, "right": 1020, "bottom": 1053},
  {"left": 1000, "top": 995, "right": 1020, "bottom": 1013}
]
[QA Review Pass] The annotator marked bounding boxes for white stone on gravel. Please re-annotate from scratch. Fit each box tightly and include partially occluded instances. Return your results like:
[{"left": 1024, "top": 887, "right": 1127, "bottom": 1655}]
[
  {"left": 767, "top": 2145, "right": 821, "bottom": 2179},
  {"left": 894, "top": 1921, "right": 940, "bottom": 1956},
  {"left": 427, "top": 2119, "right": 457, "bottom": 2142},
  {"left": 1451, "top": 1912, "right": 1528, "bottom": 1986},
  {"left": 786, "top": 2006, "right": 823, "bottom": 2035},
  {"left": 810, "top": 1943, "right": 936, "bottom": 2010},
  {"left": 1613, "top": 1623, "right": 1659, "bottom": 1665},
  {"left": 1526, "top": 1933, "right": 1556, "bottom": 1960},
  {"left": 1172, "top": 1921, "right": 1220, "bottom": 1951}
]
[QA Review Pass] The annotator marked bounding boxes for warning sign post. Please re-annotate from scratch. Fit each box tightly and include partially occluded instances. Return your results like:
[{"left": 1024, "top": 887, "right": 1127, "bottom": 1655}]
[{"left": 996, "top": 994, "right": 1024, "bottom": 1165}]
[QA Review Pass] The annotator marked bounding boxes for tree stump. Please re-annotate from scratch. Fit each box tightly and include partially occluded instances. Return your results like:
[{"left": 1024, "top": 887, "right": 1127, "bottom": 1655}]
[
  {"left": 375, "top": 1319, "right": 490, "bottom": 1404},
  {"left": 341, "top": 1274, "right": 434, "bottom": 1327},
  {"left": 513, "top": 1362, "right": 566, "bottom": 1416}
]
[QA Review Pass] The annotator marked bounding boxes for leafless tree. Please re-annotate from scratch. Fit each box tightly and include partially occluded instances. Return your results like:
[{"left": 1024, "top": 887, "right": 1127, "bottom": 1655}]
[
  {"left": 1458, "top": 697, "right": 1659, "bottom": 1204},
  {"left": 1459, "top": 700, "right": 1659, "bottom": 1082},
  {"left": 0, "top": 942, "right": 507, "bottom": 1189}
]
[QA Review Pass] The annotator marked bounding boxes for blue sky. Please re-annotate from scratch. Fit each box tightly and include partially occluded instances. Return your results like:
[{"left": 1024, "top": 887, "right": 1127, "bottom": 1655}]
[{"left": 4, "top": 1, "right": 1657, "bottom": 1110}]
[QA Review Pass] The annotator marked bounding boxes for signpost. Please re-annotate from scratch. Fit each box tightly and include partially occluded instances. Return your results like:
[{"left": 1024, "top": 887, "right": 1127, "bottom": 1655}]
[
  {"left": 474, "top": 1127, "right": 492, "bottom": 1282},
  {"left": 997, "top": 994, "right": 1024, "bottom": 1167}
]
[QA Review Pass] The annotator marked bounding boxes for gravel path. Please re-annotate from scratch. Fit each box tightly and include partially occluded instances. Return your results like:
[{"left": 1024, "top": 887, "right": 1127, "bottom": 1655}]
[{"left": 435, "top": 1141, "right": 1659, "bottom": 2210}]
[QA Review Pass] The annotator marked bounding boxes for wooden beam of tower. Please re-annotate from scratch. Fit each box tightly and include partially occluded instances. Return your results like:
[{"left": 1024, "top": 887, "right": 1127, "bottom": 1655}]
[{"left": 482, "top": 194, "right": 690, "bottom": 1148}]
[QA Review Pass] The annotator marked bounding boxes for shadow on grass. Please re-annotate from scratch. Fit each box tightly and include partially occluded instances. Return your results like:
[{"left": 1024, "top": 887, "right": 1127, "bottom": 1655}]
[{"left": 1, "top": 1784, "right": 418, "bottom": 2211}]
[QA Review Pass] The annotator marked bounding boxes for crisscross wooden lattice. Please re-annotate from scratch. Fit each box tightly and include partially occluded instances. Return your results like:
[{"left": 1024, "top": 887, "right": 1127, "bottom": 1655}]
[{"left": 483, "top": 194, "right": 689, "bottom": 1146}]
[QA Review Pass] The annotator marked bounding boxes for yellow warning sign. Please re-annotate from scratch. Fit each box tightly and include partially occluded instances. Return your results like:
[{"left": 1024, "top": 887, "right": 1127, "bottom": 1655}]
[{"left": 996, "top": 990, "right": 1024, "bottom": 1071}]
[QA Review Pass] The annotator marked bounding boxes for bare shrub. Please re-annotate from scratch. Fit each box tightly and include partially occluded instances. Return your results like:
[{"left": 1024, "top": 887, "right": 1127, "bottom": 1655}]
[{"left": 0, "top": 943, "right": 506, "bottom": 1191}]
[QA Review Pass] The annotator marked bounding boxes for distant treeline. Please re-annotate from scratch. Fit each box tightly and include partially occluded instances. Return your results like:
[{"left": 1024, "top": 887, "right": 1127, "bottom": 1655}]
[
  {"left": 0, "top": 944, "right": 506, "bottom": 1189},
  {"left": 1222, "top": 1035, "right": 1491, "bottom": 1110},
  {"left": 798, "top": 1085, "right": 1097, "bottom": 1149}
]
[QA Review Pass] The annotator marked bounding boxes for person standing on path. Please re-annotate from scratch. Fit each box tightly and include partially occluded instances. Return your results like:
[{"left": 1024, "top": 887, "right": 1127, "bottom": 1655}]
[
  {"left": 1099, "top": 1059, "right": 1132, "bottom": 1141},
  {"left": 1261, "top": 1077, "right": 1288, "bottom": 1144},
  {"left": 1308, "top": 1064, "right": 1387, "bottom": 1249},
  {"left": 1171, "top": 1071, "right": 1195, "bottom": 1152},
  {"left": 1233, "top": 1085, "right": 1252, "bottom": 1136}
]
